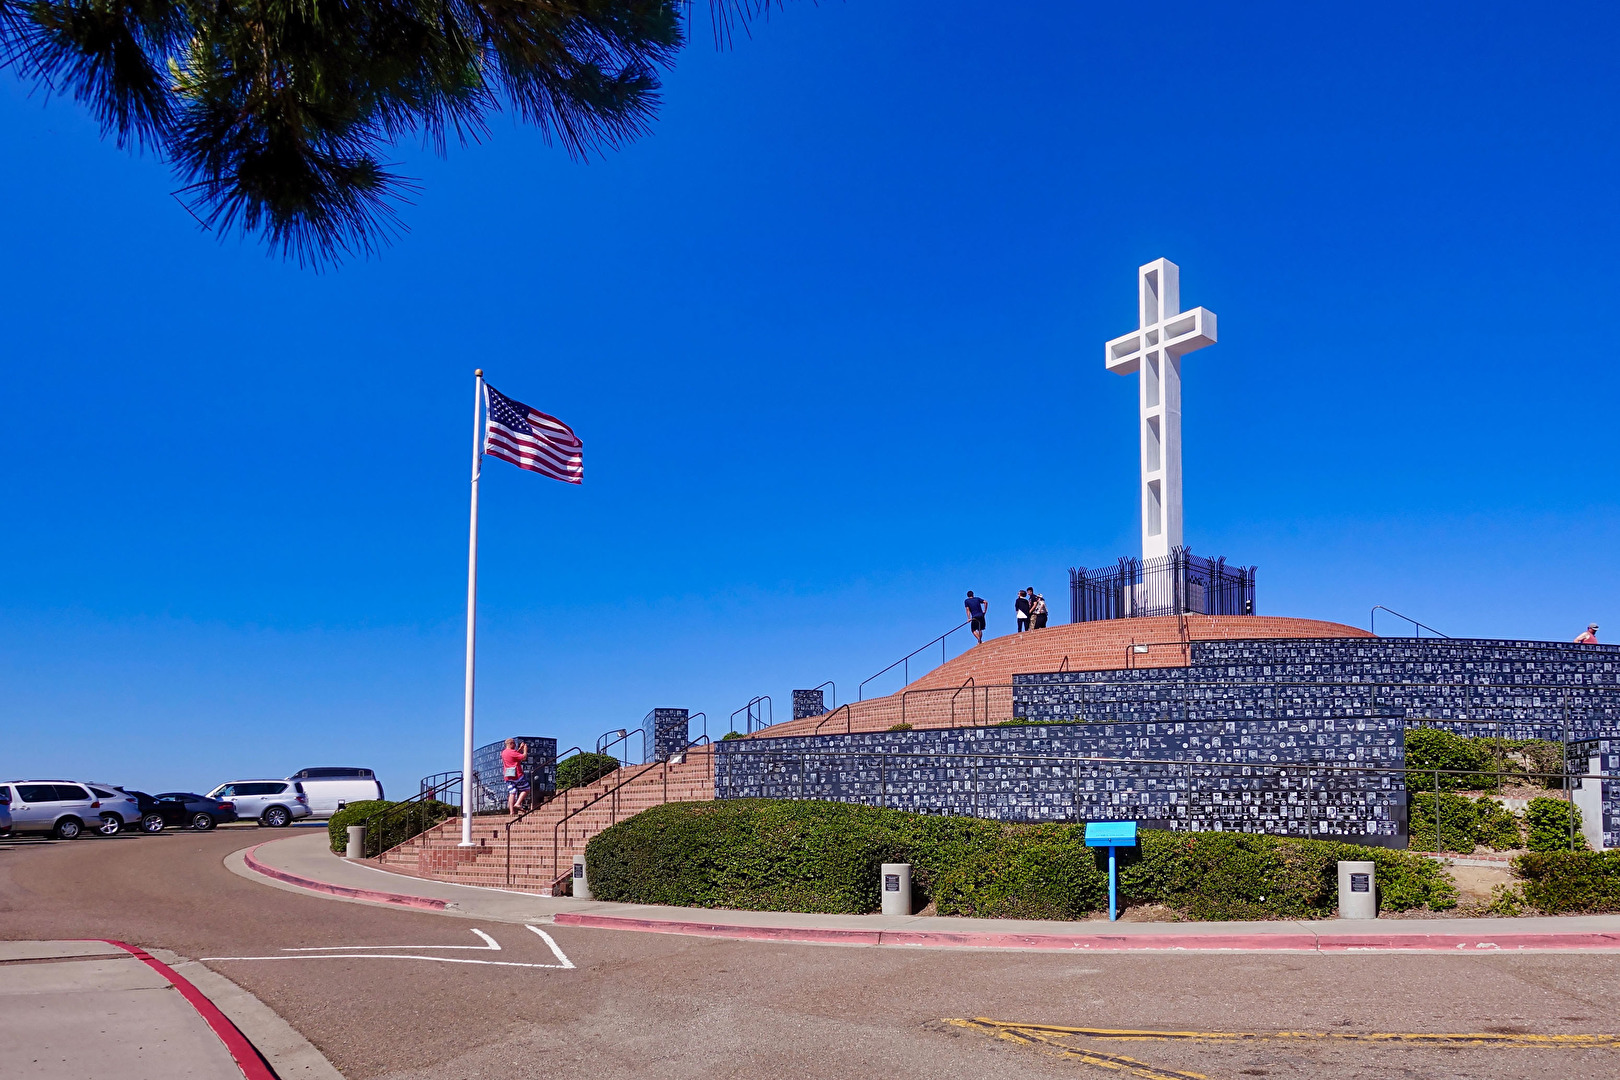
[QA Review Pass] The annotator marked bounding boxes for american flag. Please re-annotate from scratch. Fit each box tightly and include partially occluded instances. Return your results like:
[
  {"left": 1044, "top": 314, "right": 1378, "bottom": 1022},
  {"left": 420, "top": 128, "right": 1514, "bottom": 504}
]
[{"left": 482, "top": 384, "right": 583, "bottom": 484}]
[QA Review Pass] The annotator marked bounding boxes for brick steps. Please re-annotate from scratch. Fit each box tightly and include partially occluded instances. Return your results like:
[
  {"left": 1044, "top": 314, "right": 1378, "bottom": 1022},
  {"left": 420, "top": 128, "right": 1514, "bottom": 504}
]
[{"left": 377, "top": 750, "right": 715, "bottom": 892}]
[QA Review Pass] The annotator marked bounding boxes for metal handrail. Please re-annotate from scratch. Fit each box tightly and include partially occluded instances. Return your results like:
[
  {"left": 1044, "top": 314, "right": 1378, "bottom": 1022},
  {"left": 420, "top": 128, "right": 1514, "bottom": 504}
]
[
  {"left": 858, "top": 620, "right": 971, "bottom": 700},
  {"left": 598, "top": 728, "right": 636, "bottom": 767},
  {"left": 729, "top": 696, "right": 773, "bottom": 735},
  {"left": 1371, "top": 605, "right": 1450, "bottom": 638},
  {"left": 357, "top": 776, "right": 462, "bottom": 858},
  {"left": 539, "top": 736, "right": 714, "bottom": 890},
  {"left": 812, "top": 703, "right": 853, "bottom": 736},
  {"left": 811, "top": 681, "right": 837, "bottom": 711},
  {"left": 498, "top": 746, "right": 584, "bottom": 886},
  {"left": 418, "top": 771, "right": 461, "bottom": 799}
]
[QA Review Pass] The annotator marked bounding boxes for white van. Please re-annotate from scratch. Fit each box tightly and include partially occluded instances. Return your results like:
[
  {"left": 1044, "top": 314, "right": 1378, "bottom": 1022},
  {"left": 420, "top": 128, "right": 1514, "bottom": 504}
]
[{"left": 288, "top": 767, "right": 384, "bottom": 818}]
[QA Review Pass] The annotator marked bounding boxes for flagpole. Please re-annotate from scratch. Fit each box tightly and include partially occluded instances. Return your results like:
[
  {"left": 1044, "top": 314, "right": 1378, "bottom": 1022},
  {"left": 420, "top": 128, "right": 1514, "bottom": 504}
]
[{"left": 460, "top": 369, "right": 485, "bottom": 847}]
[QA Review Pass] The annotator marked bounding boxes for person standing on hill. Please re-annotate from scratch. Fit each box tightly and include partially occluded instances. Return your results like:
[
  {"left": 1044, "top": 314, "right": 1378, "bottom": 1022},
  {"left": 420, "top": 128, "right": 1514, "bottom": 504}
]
[
  {"left": 965, "top": 591, "right": 988, "bottom": 644},
  {"left": 1015, "top": 589, "right": 1031, "bottom": 633},
  {"left": 501, "top": 738, "right": 531, "bottom": 815},
  {"left": 1576, "top": 623, "right": 1599, "bottom": 644},
  {"left": 1030, "top": 592, "right": 1049, "bottom": 630}
]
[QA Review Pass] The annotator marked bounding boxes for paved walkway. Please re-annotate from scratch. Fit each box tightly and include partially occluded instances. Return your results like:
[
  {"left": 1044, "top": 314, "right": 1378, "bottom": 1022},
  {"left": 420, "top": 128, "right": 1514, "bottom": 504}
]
[
  {"left": 0, "top": 940, "right": 266, "bottom": 1080},
  {"left": 237, "top": 832, "right": 1620, "bottom": 952}
]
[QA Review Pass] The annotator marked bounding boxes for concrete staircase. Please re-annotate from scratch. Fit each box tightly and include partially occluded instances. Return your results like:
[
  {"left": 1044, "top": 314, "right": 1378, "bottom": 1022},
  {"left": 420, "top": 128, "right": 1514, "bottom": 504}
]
[{"left": 375, "top": 747, "right": 716, "bottom": 894}]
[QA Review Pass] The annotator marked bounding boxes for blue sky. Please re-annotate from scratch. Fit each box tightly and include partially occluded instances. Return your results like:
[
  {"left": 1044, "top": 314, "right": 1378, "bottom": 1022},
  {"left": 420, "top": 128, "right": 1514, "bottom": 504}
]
[{"left": 4, "top": 1, "right": 1618, "bottom": 797}]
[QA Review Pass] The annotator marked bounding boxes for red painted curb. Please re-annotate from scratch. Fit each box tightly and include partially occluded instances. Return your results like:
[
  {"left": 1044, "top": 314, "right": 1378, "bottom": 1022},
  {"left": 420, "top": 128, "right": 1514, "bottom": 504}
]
[
  {"left": 242, "top": 842, "right": 449, "bottom": 910},
  {"left": 552, "top": 913, "right": 1620, "bottom": 952},
  {"left": 874, "top": 929, "right": 1322, "bottom": 951},
  {"left": 91, "top": 939, "right": 276, "bottom": 1080},
  {"left": 1317, "top": 932, "right": 1620, "bottom": 951}
]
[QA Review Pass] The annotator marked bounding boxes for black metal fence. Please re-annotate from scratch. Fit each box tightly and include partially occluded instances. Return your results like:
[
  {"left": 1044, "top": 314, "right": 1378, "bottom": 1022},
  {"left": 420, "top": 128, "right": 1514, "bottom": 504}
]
[{"left": 1070, "top": 547, "right": 1256, "bottom": 622}]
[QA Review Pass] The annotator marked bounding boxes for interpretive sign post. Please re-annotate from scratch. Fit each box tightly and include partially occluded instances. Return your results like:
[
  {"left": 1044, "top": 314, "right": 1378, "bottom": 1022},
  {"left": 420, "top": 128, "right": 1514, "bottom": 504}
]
[{"left": 1084, "top": 821, "right": 1138, "bottom": 922}]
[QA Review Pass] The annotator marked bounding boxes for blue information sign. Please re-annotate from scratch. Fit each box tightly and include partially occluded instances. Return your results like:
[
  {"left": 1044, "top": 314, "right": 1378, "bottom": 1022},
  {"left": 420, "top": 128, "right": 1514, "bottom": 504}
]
[{"left": 1084, "top": 821, "right": 1138, "bottom": 921}]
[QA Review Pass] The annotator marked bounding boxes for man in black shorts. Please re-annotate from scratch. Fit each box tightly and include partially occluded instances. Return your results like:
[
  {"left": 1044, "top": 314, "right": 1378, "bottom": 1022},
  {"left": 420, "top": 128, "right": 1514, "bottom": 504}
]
[{"left": 964, "top": 591, "right": 988, "bottom": 644}]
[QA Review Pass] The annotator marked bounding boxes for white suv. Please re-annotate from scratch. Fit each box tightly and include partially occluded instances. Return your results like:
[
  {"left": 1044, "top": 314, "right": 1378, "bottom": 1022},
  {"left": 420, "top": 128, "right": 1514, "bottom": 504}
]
[
  {"left": 1, "top": 781, "right": 103, "bottom": 839},
  {"left": 206, "top": 780, "right": 311, "bottom": 827}
]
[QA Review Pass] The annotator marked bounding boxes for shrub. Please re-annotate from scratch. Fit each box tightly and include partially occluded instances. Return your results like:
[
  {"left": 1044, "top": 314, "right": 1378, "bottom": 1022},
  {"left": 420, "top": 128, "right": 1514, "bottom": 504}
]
[
  {"left": 1524, "top": 797, "right": 1586, "bottom": 852},
  {"left": 1512, "top": 851, "right": 1620, "bottom": 913},
  {"left": 887, "top": 723, "right": 913, "bottom": 732},
  {"left": 326, "top": 799, "right": 457, "bottom": 855},
  {"left": 557, "top": 752, "right": 620, "bottom": 791},
  {"left": 1118, "top": 831, "right": 1455, "bottom": 919},
  {"left": 584, "top": 800, "right": 1454, "bottom": 920},
  {"left": 720, "top": 731, "right": 745, "bottom": 741},
  {"left": 1404, "top": 728, "right": 1497, "bottom": 790},
  {"left": 1408, "top": 793, "right": 1521, "bottom": 852},
  {"left": 1404, "top": 728, "right": 1566, "bottom": 791}
]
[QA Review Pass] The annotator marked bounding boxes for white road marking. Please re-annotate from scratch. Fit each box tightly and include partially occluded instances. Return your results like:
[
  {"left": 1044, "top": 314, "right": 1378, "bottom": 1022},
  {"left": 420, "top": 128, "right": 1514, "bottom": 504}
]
[
  {"left": 278, "top": 928, "right": 500, "bottom": 952},
  {"left": 201, "top": 926, "right": 575, "bottom": 970},
  {"left": 526, "top": 925, "right": 575, "bottom": 969}
]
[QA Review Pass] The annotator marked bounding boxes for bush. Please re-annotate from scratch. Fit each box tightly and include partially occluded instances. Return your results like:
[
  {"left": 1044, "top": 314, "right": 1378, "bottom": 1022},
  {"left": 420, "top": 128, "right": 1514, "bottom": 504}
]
[
  {"left": 1405, "top": 727, "right": 1566, "bottom": 791},
  {"left": 1408, "top": 793, "right": 1521, "bottom": 852},
  {"left": 1118, "top": 831, "right": 1455, "bottom": 919},
  {"left": 1512, "top": 851, "right": 1620, "bottom": 913},
  {"left": 720, "top": 731, "right": 745, "bottom": 741},
  {"left": 1404, "top": 728, "right": 1498, "bottom": 790},
  {"left": 1524, "top": 797, "right": 1586, "bottom": 852},
  {"left": 583, "top": 800, "right": 1454, "bottom": 920},
  {"left": 887, "top": 723, "right": 913, "bottom": 732},
  {"left": 557, "top": 752, "right": 620, "bottom": 791},
  {"left": 326, "top": 799, "right": 457, "bottom": 855}
]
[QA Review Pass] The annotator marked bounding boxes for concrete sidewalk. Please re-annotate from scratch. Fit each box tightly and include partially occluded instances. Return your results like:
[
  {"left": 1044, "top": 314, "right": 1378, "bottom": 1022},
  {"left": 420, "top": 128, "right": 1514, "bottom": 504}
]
[
  {"left": 0, "top": 940, "right": 261, "bottom": 1080},
  {"left": 235, "top": 831, "right": 1620, "bottom": 953}
]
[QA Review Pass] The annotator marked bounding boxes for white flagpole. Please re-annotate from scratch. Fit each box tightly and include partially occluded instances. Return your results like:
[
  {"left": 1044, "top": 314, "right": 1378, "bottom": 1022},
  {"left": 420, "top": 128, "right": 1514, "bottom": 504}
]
[{"left": 460, "top": 369, "right": 485, "bottom": 847}]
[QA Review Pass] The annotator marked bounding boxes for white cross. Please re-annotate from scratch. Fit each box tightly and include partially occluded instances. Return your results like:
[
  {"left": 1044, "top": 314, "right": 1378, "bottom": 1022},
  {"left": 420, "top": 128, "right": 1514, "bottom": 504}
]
[{"left": 1103, "top": 258, "right": 1217, "bottom": 561}]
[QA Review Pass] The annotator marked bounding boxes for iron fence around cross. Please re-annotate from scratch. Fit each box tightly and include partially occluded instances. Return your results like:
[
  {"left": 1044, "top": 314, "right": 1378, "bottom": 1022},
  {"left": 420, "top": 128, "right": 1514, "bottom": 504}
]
[{"left": 1070, "top": 547, "right": 1255, "bottom": 622}]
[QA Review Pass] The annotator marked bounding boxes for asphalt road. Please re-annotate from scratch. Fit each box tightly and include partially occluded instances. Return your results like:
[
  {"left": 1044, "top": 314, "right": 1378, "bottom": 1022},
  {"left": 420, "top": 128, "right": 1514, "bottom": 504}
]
[{"left": 3, "top": 826, "right": 1619, "bottom": 1080}]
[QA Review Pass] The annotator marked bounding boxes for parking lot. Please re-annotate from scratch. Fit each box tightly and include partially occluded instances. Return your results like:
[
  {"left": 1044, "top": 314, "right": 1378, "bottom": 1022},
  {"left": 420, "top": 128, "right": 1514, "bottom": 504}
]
[{"left": 4, "top": 827, "right": 1620, "bottom": 1080}]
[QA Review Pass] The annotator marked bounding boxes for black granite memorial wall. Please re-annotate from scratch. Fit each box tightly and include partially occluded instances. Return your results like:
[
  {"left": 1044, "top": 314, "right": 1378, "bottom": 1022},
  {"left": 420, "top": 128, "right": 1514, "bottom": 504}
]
[
  {"left": 714, "top": 717, "right": 1407, "bottom": 845},
  {"left": 715, "top": 637, "right": 1619, "bottom": 848}
]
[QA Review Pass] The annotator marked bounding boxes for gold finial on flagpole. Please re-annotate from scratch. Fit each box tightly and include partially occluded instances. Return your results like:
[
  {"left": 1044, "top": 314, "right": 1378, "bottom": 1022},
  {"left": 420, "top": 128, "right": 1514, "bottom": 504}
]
[{"left": 475, "top": 368, "right": 484, "bottom": 377}]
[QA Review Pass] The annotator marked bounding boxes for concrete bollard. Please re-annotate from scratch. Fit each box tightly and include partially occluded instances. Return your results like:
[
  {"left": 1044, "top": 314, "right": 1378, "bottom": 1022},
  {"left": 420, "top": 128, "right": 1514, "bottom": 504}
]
[
  {"left": 572, "top": 853, "right": 592, "bottom": 900},
  {"left": 880, "top": 863, "right": 911, "bottom": 916},
  {"left": 346, "top": 825, "right": 366, "bottom": 860},
  {"left": 1337, "top": 860, "right": 1377, "bottom": 919}
]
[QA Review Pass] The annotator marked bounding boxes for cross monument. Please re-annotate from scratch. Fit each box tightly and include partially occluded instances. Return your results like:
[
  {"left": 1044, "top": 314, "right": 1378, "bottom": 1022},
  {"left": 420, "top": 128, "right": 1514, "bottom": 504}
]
[{"left": 1103, "top": 259, "right": 1217, "bottom": 561}]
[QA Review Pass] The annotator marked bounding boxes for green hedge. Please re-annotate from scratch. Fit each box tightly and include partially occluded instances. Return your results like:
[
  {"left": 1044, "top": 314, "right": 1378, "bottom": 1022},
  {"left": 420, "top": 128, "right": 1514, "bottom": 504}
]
[
  {"left": 1119, "top": 830, "right": 1455, "bottom": 919},
  {"left": 1405, "top": 727, "right": 1564, "bottom": 791},
  {"left": 1408, "top": 793, "right": 1522, "bottom": 852},
  {"left": 326, "top": 799, "right": 458, "bottom": 855},
  {"left": 557, "top": 752, "right": 620, "bottom": 791},
  {"left": 1512, "top": 851, "right": 1620, "bottom": 913},
  {"left": 1524, "top": 797, "right": 1585, "bottom": 853},
  {"left": 583, "top": 800, "right": 1455, "bottom": 920}
]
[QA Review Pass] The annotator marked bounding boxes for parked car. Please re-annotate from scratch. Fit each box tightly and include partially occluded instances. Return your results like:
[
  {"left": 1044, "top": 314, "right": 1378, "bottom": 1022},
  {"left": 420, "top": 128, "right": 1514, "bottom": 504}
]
[
  {"left": 288, "top": 767, "right": 384, "bottom": 818},
  {"left": 149, "top": 792, "right": 239, "bottom": 831},
  {"left": 0, "top": 781, "right": 103, "bottom": 839},
  {"left": 83, "top": 784, "right": 145, "bottom": 835},
  {"left": 205, "top": 780, "right": 311, "bottom": 827},
  {"left": 113, "top": 790, "right": 169, "bottom": 834},
  {"left": 0, "top": 787, "right": 11, "bottom": 836}
]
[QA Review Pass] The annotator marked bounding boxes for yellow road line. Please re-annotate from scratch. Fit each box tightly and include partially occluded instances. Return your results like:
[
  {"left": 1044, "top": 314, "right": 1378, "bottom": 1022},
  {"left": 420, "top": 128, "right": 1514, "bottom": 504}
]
[
  {"left": 947, "top": 1019, "right": 1209, "bottom": 1079},
  {"left": 963, "top": 1017, "right": 1620, "bottom": 1049}
]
